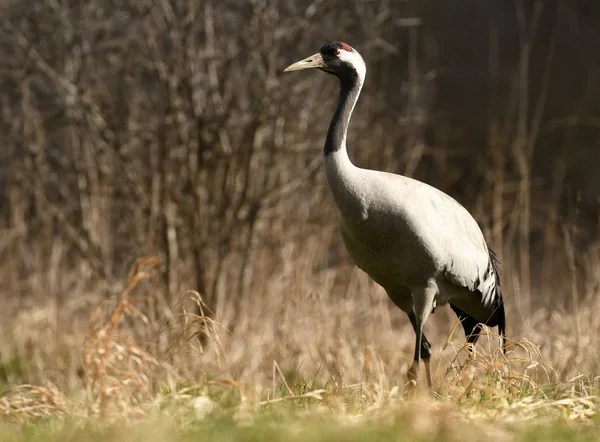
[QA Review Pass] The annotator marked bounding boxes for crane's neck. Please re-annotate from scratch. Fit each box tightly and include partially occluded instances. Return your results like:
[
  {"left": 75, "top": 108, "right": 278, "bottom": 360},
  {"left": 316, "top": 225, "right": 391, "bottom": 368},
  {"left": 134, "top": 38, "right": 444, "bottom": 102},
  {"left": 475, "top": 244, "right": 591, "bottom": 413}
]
[
  {"left": 323, "top": 67, "right": 365, "bottom": 216},
  {"left": 324, "top": 72, "right": 363, "bottom": 159}
]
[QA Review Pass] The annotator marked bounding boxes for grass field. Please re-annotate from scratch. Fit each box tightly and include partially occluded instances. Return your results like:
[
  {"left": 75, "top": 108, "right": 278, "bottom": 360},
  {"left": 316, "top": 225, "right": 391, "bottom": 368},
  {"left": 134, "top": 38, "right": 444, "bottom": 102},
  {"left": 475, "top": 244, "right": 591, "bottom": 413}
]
[
  {"left": 0, "top": 404, "right": 599, "bottom": 442},
  {"left": 0, "top": 253, "right": 599, "bottom": 442}
]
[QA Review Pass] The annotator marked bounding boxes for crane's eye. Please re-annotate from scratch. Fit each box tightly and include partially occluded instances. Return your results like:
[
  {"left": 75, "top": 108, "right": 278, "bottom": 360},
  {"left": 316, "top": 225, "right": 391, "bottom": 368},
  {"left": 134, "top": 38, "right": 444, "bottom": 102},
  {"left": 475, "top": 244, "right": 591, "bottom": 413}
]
[{"left": 334, "top": 49, "right": 340, "bottom": 56}]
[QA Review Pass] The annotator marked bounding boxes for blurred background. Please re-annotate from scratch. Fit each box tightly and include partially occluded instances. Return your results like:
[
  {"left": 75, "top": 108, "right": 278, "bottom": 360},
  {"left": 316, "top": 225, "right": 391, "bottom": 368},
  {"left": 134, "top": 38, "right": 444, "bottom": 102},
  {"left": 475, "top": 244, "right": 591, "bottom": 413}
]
[{"left": 0, "top": 0, "right": 599, "bottom": 393}]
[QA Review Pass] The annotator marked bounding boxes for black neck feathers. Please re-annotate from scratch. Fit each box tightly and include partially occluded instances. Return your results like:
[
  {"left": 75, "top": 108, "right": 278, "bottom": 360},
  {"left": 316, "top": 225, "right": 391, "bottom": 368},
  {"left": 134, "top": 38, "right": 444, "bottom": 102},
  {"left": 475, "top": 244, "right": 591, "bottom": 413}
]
[{"left": 324, "top": 69, "right": 362, "bottom": 157}]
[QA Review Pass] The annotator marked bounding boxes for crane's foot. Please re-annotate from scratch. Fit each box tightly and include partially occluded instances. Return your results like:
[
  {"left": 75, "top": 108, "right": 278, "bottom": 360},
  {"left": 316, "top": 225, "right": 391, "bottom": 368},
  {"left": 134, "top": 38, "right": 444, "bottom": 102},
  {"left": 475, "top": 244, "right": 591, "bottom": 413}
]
[
  {"left": 405, "top": 361, "right": 419, "bottom": 392},
  {"left": 407, "top": 361, "right": 419, "bottom": 381}
]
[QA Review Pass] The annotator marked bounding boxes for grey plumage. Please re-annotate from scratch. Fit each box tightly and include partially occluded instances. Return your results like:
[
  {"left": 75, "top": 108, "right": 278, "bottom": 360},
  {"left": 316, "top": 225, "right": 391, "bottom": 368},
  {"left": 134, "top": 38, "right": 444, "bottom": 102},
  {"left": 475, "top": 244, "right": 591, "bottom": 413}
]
[{"left": 284, "top": 41, "right": 506, "bottom": 387}]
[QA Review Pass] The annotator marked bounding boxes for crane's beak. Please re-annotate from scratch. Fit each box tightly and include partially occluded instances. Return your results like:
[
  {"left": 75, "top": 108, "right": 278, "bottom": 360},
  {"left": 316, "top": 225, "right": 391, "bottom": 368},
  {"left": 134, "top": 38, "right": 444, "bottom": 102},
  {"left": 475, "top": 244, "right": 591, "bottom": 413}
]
[{"left": 283, "top": 53, "right": 324, "bottom": 72}]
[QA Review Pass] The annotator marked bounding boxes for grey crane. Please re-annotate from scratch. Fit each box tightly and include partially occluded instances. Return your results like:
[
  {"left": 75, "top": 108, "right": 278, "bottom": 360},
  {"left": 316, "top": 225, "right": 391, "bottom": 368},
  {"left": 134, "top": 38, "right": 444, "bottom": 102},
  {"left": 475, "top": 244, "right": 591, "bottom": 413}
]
[{"left": 284, "top": 41, "right": 506, "bottom": 387}]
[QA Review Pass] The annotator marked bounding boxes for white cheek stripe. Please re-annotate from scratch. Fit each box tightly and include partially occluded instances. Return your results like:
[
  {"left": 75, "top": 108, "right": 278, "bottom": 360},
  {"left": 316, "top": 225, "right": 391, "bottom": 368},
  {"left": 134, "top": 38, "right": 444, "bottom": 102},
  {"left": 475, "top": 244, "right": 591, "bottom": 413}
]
[{"left": 338, "top": 49, "right": 366, "bottom": 84}]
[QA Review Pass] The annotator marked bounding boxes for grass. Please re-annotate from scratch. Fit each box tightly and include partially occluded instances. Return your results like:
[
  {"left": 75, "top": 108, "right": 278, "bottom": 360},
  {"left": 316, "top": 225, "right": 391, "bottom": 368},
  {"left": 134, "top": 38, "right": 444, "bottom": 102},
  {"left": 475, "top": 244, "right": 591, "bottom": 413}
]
[
  {"left": 0, "top": 252, "right": 598, "bottom": 441},
  {"left": 0, "top": 396, "right": 598, "bottom": 442}
]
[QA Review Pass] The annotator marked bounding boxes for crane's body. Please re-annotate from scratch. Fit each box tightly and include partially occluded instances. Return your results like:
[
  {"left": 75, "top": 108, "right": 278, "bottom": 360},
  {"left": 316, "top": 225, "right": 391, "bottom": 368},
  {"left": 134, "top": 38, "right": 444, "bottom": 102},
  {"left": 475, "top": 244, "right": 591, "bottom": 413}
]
[{"left": 284, "top": 41, "right": 506, "bottom": 387}]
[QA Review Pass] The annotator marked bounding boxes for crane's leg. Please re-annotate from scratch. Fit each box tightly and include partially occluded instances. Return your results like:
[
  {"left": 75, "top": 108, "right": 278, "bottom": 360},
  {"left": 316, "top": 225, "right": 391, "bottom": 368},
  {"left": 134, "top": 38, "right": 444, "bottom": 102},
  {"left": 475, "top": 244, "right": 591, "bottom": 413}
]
[
  {"left": 387, "top": 289, "right": 434, "bottom": 388},
  {"left": 407, "top": 283, "right": 437, "bottom": 388},
  {"left": 408, "top": 311, "right": 433, "bottom": 388}
]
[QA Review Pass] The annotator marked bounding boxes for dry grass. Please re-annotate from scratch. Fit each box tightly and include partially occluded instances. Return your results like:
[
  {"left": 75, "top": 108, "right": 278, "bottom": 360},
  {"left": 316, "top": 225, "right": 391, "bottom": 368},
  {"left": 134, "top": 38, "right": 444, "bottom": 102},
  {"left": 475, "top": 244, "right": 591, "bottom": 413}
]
[{"left": 0, "top": 248, "right": 598, "bottom": 440}]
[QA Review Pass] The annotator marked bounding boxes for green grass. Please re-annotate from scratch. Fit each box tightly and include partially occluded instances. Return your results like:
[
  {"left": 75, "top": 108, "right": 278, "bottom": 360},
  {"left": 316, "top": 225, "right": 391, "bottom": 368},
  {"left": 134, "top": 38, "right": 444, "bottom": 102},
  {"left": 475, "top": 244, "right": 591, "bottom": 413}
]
[{"left": 0, "top": 407, "right": 598, "bottom": 442}]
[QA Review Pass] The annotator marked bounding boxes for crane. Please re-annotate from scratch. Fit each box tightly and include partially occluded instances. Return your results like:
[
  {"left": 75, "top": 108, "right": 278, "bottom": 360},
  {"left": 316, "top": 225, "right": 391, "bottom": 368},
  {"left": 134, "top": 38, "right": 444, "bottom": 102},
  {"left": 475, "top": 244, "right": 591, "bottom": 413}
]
[{"left": 284, "top": 41, "right": 506, "bottom": 388}]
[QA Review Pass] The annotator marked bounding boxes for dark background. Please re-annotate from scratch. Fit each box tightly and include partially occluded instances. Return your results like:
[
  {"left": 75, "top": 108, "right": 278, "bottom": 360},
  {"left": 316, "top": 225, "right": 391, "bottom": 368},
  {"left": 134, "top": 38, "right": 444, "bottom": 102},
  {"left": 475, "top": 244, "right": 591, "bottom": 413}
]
[{"left": 0, "top": 0, "right": 598, "bottom": 323}]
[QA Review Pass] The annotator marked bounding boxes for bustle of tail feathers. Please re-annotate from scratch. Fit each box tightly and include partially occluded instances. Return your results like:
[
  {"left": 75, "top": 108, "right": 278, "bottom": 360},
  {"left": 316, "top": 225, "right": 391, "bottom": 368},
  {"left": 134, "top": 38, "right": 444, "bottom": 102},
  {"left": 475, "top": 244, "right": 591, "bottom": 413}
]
[{"left": 451, "top": 248, "right": 506, "bottom": 354}]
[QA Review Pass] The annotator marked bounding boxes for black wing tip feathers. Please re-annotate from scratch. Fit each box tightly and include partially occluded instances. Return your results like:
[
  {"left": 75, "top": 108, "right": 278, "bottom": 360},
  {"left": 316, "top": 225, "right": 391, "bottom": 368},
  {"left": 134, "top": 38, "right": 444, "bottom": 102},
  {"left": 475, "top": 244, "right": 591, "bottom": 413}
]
[
  {"left": 452, "top": 302, "right": 507, "bottom": 354},
  {"left": 487, "top": 247, "right": 506, "bottom": 339},
  {"left": 488, "top": 247, "right": 501, "bottom": 277},
  {"left": 485, "top": 247, "right": 506, "bottom": 353},
  {"left": 451, "top": 247, "right": 507, "bottom": 353}
]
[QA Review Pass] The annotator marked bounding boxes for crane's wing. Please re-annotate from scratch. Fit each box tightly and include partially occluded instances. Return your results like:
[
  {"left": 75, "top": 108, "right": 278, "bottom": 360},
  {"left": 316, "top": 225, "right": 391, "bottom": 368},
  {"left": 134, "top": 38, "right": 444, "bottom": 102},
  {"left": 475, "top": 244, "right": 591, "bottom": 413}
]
[
  {"left": 415, "top": 184, "right": 506, "bottom": 333},
  {"left": 444, "top": 245, "right": 505, "bottom": 325},
  {"left": 446, "top": 248, "right": 506, "bottom": 353}
]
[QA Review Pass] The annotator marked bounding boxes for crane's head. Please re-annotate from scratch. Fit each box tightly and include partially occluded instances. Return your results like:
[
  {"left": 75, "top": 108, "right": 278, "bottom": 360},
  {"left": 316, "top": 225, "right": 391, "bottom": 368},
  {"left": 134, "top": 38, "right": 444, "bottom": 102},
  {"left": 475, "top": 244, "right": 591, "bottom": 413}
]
[{"left": 283, "top": 41, "right": 365, "bottom": 83}]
